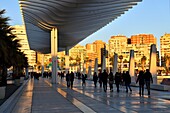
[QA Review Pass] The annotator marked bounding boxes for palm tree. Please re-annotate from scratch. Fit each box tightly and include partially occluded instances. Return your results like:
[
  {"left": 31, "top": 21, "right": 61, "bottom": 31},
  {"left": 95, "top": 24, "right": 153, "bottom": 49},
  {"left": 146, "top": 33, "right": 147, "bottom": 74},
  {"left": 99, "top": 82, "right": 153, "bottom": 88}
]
[
  {"left": 60, "top": 57, "right": 65, "bottom": 70},
  {"left": 164, "top": 55, "right": 170, "bottom": 73},
  {"left": 141, "top": 56, "right": 147, "bottom": 71},
  {"left": 76, "top": 56, "right": 81, "bottom": 65},
  {"left": 0, "top": 9, "right": 14, "bottom": 86},
  {"left": 0, "top": 9, "right": 28, "bottom": 86}
]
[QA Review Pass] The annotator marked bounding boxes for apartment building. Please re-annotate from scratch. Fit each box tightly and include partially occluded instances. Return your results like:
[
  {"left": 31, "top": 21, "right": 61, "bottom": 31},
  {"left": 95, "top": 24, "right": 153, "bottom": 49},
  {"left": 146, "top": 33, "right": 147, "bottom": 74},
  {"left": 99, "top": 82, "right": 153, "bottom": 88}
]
[{"left": 11, "top": 25, "right": 36, "bottom": 67}]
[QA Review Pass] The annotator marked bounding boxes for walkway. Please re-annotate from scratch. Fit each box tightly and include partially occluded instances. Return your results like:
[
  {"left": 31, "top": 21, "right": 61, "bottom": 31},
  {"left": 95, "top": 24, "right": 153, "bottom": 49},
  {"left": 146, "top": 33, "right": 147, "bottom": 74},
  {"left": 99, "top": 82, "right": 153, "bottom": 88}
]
[{"left": 4, "top": 77, "right": 170, "bottom": 113}]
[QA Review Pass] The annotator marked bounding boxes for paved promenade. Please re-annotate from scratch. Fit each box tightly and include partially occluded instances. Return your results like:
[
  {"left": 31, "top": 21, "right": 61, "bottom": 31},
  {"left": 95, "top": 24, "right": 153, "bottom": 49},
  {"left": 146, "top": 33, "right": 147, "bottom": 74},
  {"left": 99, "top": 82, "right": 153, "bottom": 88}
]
[{"left": 2, "top": 77, "right": 170, "bottom": 113}]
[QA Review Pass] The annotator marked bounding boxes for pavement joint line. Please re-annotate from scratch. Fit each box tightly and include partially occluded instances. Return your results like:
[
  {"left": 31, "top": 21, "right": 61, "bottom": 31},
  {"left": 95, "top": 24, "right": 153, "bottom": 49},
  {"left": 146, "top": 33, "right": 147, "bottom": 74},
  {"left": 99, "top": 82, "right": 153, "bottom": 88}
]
[
  {"left": 44, "top": 80, "right": 96, "bottom": 113},
  {"left": 59, "top": 80, "right": 137, "bottom": 113}
]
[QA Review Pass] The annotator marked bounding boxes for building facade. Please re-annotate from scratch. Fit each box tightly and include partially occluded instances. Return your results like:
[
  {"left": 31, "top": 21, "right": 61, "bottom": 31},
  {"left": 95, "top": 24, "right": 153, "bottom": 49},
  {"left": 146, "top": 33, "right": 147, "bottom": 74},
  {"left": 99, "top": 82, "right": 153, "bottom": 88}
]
[
  {"left": 160, "top": 33, "right": 170, "bottom": 66},
  {"left": 130, "top": 34, "right": 157, "bottom": 45},
  {"left": 108, "top": 35, "right": 128, "bottom": 56},
  {"left": 11, "top": 25, "right": 36, "bottom": 67},
  {"left": 121, "top": 44, "right": 151, "bottom": 71},
  {"left": 108, "top": 34, "right": 157, "bottom": 72},
  {"left": 92, "top": 40, "right": 106, "bottom": 64},
  {"left": 69, "top": 44, "right": 86, "bottom": 72}
]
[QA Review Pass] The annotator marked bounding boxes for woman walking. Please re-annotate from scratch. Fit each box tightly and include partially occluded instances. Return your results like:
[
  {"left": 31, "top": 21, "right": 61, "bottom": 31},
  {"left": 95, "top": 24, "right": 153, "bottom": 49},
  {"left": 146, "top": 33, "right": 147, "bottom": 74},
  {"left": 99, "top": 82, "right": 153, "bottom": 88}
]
[
  {"left": 82, "top": 73, "right": 86, "bottom": 86},
  {"left": 136, "top": 70, "right": 145, "bottom": 96},
  {"left": 108, "top": 71, "right": 114, "bottom": 92},
  {"left": 115, "top": 72, "right": 121, "bottom": 92},
  {"left": 93, "top": 72, "right": 98, "bottom": 88},
  {"left": 124, "top": 71, "right": 132, "bottom": 93}
]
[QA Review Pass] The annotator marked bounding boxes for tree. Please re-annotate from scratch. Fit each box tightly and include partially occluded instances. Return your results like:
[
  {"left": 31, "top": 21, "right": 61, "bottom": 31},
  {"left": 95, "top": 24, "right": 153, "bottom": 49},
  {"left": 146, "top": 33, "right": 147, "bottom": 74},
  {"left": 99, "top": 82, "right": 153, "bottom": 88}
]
[
  {"left": 75, "top": 56, "right": 81, "bottom": 65},
  {"left": 141, "top": 56, "right": 147, "bottom": 71},
  {"left": 0, "top": 9, "right": 14, "bottom": 86},
  {"left": 0, "top": 9, "right": 28, "bottom": 86},
  {"left": 164, "top": 55, "right": 170, "bottom": 73},
  {"left": 59, "top": 57, "right": 65, "bottom": 70}
]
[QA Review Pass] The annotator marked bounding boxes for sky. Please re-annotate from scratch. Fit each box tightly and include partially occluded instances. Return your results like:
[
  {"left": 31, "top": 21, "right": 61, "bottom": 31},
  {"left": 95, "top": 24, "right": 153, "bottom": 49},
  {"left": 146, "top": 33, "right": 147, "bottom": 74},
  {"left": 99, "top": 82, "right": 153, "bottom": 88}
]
[{"left": 0, "top": 0, "right": 170, "bottom": 51}]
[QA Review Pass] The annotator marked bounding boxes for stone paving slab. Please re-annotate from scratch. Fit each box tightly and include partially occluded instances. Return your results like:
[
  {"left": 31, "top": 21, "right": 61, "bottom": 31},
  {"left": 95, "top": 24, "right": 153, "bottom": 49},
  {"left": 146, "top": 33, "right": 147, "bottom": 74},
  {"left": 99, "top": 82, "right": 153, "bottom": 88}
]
[
  {"left": 32, "top": 79, "right": 82, "bottom": 113},
  {"left": 57, "top": 78, "right": 170, "bottom": 113},
  {"left": 8, "top": 77, "right": 170, "bottom": 113}
]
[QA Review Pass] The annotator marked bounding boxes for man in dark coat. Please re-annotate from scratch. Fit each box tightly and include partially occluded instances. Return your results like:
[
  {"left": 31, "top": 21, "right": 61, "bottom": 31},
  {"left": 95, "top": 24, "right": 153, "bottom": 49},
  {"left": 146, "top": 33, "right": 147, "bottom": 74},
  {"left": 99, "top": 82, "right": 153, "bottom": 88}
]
[
  {"left": 124, "top": 71, "right": 132, "bottom": 93},
  {"left": 115, "top": 72, "right": 121, "bottom": 92},
  {"left": 66, "top": 71, "right": 70, "bottom": 87},
  {"left": 108, "top": 71, "right": 114, "bottom": 92},
  {"left": 93, "top": 72, "right": 98, "bottom": 88},
  {"left": 98, "top": 70, "right": 103, "bottom": 88},
  {"left": 102, "top": 69, "right": 108, "bottom": 92},
  {"left": 144, "top": 69, "right": 153, "bottom": 95},
  {"left": 70, "top": 71, "right": 75, "bottom": 89},
  {"left": 136, "top": 70, "right": 145, "bottom": 96}
]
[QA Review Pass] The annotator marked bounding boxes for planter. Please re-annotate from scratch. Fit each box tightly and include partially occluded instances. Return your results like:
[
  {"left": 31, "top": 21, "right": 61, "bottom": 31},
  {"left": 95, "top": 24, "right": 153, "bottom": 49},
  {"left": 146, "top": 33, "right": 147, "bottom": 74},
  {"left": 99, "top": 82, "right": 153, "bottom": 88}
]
[
  {"left": 20, "top": 77, "right": 25, "bottom": 83},
  {"left": 0, "top": 86, "right": 6, "bottom": 99},
  {"left": 14, "top": 79, "right": 20, "bottom": 86}
]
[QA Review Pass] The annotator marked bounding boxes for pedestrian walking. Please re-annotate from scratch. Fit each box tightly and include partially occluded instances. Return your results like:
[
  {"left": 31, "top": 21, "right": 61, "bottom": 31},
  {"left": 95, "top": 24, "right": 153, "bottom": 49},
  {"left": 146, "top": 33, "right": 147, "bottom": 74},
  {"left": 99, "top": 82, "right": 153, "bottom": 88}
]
[
  {"left": 61, "top": 71, "right": 64, "bottom": 80},
  {"left": 115, "top": 72, "right": 121, "bottom": 92},
  {"left": 136, "top": 70, "right": 145, "bottom": 96},
  {"left": 82, "top": 73, "right": 86, "bottom": 86},
  {"left": 108, "top": 71, "right": 114, "bottom": 92},
  {"left": 98, "top": 70, "right": 103, "bottom": 88},
  {"left": 70, "top": 71, "right": 74, "bottom": 89},
  {"left": 144, "top": 69, "right": 153, "bottom": 95},
  {"left": 93, "top": 72, "right": 98, "bottom": 88},
  {"left": 124, "top": 71, "right": 132, "bottom": 93},
  {"left": 102, "top": 69, "right": 108, "bottom": 92},
  {"left": 66, "top": 71, "right": 70, "bottom": 87}
]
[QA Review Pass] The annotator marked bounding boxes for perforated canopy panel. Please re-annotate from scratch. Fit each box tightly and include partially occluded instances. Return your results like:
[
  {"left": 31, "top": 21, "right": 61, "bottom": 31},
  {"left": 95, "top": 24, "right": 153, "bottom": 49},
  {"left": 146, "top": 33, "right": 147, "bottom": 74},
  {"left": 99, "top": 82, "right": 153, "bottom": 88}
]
[{"left": 19, "top": 0, "right": 142, "bottom": 53}]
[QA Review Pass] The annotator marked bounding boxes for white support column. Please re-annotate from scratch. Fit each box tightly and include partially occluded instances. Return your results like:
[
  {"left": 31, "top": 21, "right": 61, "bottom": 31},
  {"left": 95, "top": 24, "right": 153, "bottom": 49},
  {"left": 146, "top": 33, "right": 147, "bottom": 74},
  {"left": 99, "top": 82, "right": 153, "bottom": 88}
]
[
  {"left": 41, "top": 54, "right": 44, "bottom": 77},
  {"left": 113, "top": 53, "right": 118, "bottom": 75},
  {"left": 51, "top": 28, "right": 58, "bottom": 84},
  {"left": 80, "top": 52, "right": 84, "bottom": 72},
  {"left": 88, "top": 66, "right": 92, "bottom": 79},
  {"left": 101, "top": 56, "right": 106, "bottom": 72},
  {"left": 65, "top": 47, "right": 69, "bottom": 74},
  {"left": 94, "top": 58, "right": 98, "bottom": 74},
  {"left": 129, "top": 50, "right": 135, "bottom": 83},
  {"left": 149, "top": 44, "right": 157, "bottom": 84}
]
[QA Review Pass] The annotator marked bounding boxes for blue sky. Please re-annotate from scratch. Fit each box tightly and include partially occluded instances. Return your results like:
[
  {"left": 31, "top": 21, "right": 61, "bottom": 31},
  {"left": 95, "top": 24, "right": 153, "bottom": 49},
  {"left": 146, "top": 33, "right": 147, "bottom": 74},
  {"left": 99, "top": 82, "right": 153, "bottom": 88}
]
[{"left": 0, "top": 0, "right": 170, "bottom": 51}]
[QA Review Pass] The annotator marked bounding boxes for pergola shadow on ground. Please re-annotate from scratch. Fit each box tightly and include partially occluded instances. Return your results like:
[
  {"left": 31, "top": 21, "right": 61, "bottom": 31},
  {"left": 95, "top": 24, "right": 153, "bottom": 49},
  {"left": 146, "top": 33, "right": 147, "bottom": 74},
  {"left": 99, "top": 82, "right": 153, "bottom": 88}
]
[{"left": 1, "top": 77, "right": 170, "bottom": 113}]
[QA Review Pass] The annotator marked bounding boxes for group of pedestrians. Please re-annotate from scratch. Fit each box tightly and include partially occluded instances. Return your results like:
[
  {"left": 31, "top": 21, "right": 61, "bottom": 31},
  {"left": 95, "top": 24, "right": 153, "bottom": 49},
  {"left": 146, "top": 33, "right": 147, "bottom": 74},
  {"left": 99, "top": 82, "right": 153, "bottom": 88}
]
[
  {"left": 66, "top": 71, "right": 74, "bottom": 88},
  {"left": 92, "top": 69, "right": 153, "bottom": 95},
  {"left": 136, "top": 69, "right": 153, "bottom": 96},
  {"left": 93, "top": 69, "right": 132, "bottom": 93},
  {"left": 64, "top": 68, "right": 153, "bottom": 95}
]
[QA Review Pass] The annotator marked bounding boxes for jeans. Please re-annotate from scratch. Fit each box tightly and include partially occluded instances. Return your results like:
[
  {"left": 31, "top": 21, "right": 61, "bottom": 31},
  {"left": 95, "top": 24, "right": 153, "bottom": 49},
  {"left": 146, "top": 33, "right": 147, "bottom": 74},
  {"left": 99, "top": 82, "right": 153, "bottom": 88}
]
[{"left": 145, "top": 81, "right": 151, "bottom": 95}]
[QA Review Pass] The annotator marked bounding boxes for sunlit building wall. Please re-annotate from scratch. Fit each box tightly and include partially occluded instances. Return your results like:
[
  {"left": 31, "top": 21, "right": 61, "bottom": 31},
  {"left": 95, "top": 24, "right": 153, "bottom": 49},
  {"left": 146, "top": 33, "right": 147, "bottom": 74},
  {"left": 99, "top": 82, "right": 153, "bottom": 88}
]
[
  {"left": 160, "top": 33, "right": 170, "bottom": 66},
  {"left": 93, "top": 40, "right": 106, "bottom": 64},
  {"left": 86, "top": 43, "right": 94, "bottom": 52},
  {"left": 11, "top": 25, "right": 36, "bottom": 67},
  {"left": 108, "top": 34, "right": 157, "bottom": 71},
  {"left": 86, "top": 52, "right": 97, "bottom": 70},
  {"left": 108, "top": 35, "right": 128, "bottom": 56},
  {"left": 69, "top": 44, "right": 86, "bottom": 59},
  {"left": 121, "top": 44, "right": 151, "bottom": 71},
  {"left": 69, "top": 45, "right": 86, "bottom": 72},
  {"left": 131, "top": 34, "right": 157, "bottom": 45}
]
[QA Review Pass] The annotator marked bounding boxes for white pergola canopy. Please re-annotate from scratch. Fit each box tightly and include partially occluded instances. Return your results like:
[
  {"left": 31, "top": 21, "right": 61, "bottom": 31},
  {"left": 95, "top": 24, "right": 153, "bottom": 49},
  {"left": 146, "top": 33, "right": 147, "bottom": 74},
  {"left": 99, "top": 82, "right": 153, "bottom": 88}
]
[{"left": 19, "top": 0, "right": 142, "bottom": 54}]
